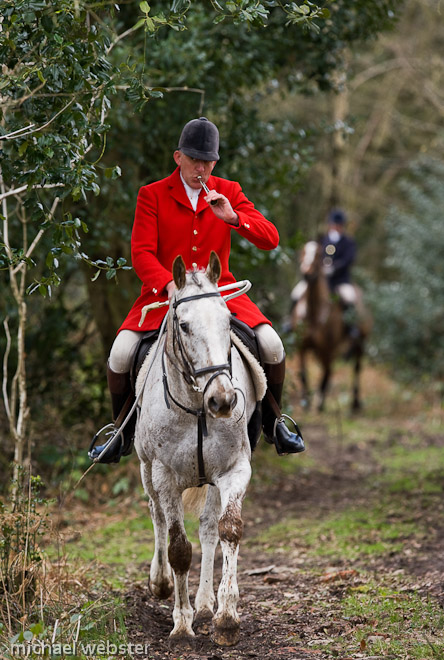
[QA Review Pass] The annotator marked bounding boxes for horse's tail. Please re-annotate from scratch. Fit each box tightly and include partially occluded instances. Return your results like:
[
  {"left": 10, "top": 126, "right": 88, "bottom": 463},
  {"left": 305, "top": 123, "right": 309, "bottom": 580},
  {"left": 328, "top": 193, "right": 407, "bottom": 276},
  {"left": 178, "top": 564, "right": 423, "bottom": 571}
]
[{"left": 182, "top": 485, "right": 208, "bottom": 517}]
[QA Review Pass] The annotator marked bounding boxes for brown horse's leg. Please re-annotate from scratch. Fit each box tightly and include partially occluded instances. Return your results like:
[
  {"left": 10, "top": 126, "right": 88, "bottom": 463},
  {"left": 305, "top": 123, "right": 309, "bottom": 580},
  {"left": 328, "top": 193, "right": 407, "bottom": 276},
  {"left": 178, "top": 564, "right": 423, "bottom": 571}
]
[
  {"left": 318, "top": 362, "right": 331, "bottom": 412},
  {"left": 299, "top": 348, "right": 310, "bottom": 409}
]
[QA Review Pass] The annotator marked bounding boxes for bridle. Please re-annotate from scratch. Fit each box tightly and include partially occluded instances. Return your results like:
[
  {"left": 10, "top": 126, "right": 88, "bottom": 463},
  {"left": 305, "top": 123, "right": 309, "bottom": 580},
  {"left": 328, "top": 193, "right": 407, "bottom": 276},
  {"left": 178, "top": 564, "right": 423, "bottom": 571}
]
[
  {"left": 169, "top": 291, "right": 232, "bottom": 390},
  {"left": 162, "top": 289, "right": 235, "bottom": 487}
]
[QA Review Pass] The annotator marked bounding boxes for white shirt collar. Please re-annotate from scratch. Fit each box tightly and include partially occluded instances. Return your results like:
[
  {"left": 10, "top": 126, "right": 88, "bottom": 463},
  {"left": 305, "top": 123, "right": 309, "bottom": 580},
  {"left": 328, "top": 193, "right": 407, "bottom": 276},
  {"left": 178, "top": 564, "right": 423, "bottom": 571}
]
[
  {"left": 180, "top": 171, "right": 201, "bottom": 211},
  {"left": 328, "top": 228, "right": 341, "bottom": 243}
]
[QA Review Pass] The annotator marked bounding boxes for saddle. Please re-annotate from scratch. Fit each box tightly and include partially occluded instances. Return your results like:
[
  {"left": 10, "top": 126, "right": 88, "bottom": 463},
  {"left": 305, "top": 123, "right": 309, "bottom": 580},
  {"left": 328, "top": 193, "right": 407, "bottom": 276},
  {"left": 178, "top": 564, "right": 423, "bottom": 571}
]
[
  {"left": 229, "top": 316, "right": 262, "bottom": 366},
  {"left": 130, "top": 329, "right": 160, "bottom": 391}
]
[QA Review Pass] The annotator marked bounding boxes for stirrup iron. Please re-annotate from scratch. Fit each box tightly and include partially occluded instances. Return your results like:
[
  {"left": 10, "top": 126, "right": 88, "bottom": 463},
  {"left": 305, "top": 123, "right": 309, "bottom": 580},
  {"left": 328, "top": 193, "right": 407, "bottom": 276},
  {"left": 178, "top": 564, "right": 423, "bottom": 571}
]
[
  {"left": 88, "top": 423, "right": 123, "bottom": 462},
  {"left": 272, "top": 413, "right": 303, "bottom": 440}
]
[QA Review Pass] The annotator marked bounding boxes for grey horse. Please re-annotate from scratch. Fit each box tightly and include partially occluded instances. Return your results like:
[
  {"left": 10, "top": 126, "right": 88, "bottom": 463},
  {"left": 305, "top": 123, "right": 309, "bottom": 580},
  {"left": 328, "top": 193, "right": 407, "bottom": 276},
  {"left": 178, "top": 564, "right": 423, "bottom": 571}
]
[{"left": 135, "top": 251, "right": 265, "bottom": 647}]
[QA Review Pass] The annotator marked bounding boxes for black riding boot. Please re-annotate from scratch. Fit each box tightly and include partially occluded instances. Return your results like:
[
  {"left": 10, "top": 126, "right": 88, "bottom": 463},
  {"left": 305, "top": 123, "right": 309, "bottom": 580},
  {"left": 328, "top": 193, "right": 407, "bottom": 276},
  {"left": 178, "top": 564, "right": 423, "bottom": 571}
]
[
  {"left": 262, "top": 359, "right": 305, "bottom": 456},
  {"left": 88, "top": 365, "right": 136, "bottom": 463}
]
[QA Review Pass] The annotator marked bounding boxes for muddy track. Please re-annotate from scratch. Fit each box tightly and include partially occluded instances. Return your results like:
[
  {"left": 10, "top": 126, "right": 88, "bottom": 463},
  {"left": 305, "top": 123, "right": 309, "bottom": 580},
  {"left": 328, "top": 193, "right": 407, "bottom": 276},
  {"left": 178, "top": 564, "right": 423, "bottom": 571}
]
[{"left": 124, "top": 418, "right": 444, "bottom": 660}]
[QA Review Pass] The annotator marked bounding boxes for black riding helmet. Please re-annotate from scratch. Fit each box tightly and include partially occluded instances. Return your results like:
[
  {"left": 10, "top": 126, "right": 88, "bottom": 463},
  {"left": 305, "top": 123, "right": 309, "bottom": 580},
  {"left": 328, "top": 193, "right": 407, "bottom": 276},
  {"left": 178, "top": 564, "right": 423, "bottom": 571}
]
[{"left": 178, "top": 117, "right": 220, "bottom": 161}]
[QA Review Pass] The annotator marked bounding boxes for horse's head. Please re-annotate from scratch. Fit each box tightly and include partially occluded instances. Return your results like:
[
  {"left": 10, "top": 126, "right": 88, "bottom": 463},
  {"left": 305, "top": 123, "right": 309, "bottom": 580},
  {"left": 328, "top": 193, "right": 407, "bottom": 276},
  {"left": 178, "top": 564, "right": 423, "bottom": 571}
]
[
  {"left": 170, "top": 251, "right": 236, "bottom": 418},
  {"left": 300, "top": 240, "right": 323, "bottom": 282}
]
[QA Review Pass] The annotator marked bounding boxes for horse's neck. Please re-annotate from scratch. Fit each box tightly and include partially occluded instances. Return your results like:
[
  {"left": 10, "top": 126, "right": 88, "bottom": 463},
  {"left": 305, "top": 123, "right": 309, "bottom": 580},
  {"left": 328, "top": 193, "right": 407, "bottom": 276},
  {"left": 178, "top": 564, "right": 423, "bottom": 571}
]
[{"left": 306, "top": 276, "right": 331, "bottom": 324}]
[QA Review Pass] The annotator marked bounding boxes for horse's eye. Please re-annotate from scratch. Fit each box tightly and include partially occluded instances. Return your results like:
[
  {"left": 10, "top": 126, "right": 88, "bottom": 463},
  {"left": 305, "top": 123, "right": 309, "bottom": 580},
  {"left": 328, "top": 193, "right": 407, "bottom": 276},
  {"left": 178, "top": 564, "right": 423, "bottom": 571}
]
[{"left": 179, "top": 322, "right": 189, "bottom": 333}]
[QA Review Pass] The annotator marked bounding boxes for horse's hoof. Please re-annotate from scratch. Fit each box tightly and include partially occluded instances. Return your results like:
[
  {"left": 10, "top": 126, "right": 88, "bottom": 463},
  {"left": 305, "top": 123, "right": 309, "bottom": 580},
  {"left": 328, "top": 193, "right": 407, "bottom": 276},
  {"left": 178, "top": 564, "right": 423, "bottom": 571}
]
[
  {"left": 149, "top": 579, "right": 173, "bottom": 600},
  {"left": 212, "top": 616, "right": 240, "bottom": 647},
  {"left": 168, "top": 631, "right": 196, "bottom": 650},
  {"left": 195, "top": 606, "right": 213, "bottom": 623},
  {"left": 194, "top": 607, "right": 213, "bottom": 635}
]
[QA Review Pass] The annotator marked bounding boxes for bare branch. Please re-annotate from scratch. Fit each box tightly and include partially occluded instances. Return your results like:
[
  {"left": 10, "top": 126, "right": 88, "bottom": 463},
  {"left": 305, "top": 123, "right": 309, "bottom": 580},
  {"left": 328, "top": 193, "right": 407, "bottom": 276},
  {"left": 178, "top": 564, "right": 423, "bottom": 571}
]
[
  {"left": 2, "top": 98, "right": 75, "bottom": 141},
  {"left": 11, "top": 196, "right": 61, "bottom": 277},
  {"left": 0, "top": 182, "right": 64, "bottom": 202},
  {"left": 0, "top": 124, "right": 36, "bottom": 141},
  {"left": 2, "top": 316, "right": 12, "bottom": 421},
  {"left": 349, "top": 57, "right": 414, "bottom": 91},
  {"left": 106, "top": 23, "right": 142, "bottom": 55}
]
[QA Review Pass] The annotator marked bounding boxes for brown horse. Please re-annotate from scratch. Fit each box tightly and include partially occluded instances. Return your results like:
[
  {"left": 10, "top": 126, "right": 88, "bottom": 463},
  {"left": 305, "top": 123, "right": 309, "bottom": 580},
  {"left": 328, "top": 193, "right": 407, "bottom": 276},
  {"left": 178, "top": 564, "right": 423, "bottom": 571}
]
[{"left": 290, "top": 240, "right": 371, "bottom": 412}]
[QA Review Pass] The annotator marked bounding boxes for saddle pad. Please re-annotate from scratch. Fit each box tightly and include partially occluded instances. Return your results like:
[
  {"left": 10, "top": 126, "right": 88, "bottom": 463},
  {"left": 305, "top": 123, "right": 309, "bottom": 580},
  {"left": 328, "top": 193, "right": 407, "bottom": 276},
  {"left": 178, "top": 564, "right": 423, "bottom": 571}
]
[{"left": 230, "top": 330, "right": 267, "bottom": 402}]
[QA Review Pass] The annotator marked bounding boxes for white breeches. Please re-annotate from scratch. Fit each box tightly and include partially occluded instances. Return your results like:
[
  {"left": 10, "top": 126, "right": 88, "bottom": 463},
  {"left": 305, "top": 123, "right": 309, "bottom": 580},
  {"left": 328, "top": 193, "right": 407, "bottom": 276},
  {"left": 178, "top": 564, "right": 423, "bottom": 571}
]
[
  {"left": 291, "top": 280, "right": 358, "bottom": 306},
  {"left": 254, "top": 323, "right": 285, "bottom": 364},
  {"left": 109, "top": 323, "right": 284, "bottom": 374},
  {"left": 109, "top": 329, "right": 142, "bottom": 373},
  {"left": 336, "top": 283, "right": 357, "bottom": 305}
]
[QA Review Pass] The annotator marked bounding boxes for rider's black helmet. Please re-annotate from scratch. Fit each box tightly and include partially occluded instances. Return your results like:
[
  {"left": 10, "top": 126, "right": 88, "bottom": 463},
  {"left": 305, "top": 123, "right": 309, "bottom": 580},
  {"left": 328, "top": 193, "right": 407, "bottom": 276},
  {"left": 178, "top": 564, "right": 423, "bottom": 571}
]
[
  {"left": 178, "top": 117, "right": 220, "bottom": 161},
  {"left": 328, "top": 208, "right": 347, "bottom": 225}
]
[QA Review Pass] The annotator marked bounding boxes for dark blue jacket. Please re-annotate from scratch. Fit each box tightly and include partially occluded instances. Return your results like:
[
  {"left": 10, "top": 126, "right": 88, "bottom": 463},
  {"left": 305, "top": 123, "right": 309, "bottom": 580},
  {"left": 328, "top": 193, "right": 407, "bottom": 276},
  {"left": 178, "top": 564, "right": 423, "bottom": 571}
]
[{"left": 321, "top": 233, "right": 356, "bottom": 289}]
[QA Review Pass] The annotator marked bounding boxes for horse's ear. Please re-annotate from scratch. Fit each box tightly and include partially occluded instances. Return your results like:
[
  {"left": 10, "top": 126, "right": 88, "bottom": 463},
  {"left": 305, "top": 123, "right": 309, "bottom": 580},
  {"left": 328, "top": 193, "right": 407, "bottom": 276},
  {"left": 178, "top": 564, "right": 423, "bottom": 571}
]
[
  {"left": 207, "top": 251, "right": 221, "bottom": 284},
  {"left": 172, "top": 255, "right": 186, "bottom": 290}
]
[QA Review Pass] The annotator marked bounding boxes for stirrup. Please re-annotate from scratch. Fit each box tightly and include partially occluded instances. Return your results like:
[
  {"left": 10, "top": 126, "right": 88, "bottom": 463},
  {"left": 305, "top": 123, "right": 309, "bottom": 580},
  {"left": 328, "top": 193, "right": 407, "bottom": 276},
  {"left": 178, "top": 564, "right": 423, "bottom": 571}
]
[
  {"left": 273, "top": 413, "right": 303, "bottom": 440},
  {"left": 272, "top": 413, "right": 305, "bottom": 456},
  {"left": 88, "top": 423, "right": 124, "bottom": 463}
]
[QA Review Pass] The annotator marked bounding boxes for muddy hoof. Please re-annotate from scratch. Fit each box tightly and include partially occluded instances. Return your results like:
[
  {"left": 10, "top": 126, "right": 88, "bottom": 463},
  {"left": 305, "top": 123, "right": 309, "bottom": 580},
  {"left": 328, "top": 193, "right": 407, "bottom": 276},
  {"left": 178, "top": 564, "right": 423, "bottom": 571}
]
[
  {"left": 212, "top": 616, "right": 240, "bottom": 647},
  {"left": 194, "top": 607, "right": 213, "bottom": 623},
  {"left": 168, "top": 632, "right": 196, "bottom": 650},
  {"left": 194, "top": 608, "right": 213, "bottom": 635},
  {"left": 149, "top": 578, "right": 173, "bottom": 600}
]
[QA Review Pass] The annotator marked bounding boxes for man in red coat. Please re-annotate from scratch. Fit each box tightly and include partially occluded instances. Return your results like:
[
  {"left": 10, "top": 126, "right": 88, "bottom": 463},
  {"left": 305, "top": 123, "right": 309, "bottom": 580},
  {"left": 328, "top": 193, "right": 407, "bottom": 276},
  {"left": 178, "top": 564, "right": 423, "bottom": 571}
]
[{"left": 90, "top": 117, "right": 304, "bottom": 462}]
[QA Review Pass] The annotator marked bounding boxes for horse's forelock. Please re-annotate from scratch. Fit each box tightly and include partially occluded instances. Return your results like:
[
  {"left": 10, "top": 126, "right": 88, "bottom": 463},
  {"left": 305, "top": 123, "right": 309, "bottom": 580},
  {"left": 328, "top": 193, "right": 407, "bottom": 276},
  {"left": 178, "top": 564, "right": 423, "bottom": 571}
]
[
  {"left": 190, "top": 270, "right": 202, "bottom": 286},
  {"left": 173, "top": 267, "right": 220, "bottom": 307}
]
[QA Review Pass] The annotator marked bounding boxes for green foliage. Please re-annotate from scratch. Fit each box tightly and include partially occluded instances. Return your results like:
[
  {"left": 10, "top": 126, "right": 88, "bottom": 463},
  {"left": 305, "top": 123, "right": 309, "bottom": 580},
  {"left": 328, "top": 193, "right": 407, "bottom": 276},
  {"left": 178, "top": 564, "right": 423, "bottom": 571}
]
[
  {"left": 368, "top": 158, "right": 444, "bottom": 380},
  {"left": 0, "top": 0, "right": 135, "bottom": 293}
]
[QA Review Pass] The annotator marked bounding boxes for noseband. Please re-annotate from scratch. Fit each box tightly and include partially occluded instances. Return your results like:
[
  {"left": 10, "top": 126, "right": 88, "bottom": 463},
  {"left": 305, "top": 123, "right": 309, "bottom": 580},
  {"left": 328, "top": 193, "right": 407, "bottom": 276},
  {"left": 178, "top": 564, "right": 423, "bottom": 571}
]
[{"left": 162, "top": 289, "right": 235, "bottom": 487}]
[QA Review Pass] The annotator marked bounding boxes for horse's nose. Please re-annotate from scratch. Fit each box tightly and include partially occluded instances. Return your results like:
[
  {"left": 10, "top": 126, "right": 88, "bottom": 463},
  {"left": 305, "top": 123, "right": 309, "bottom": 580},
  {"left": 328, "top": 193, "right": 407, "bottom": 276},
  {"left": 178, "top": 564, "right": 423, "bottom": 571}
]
[{"left": 207, "top": 390, "right": 237, "bottom": 418}]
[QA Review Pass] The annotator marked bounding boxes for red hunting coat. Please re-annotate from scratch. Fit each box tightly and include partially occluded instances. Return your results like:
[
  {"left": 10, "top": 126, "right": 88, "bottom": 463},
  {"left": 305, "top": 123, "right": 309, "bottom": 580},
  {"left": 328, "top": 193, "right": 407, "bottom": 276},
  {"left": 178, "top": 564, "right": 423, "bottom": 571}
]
[{"left": 119, "top": 167, "right": 280, "bottom": 333}]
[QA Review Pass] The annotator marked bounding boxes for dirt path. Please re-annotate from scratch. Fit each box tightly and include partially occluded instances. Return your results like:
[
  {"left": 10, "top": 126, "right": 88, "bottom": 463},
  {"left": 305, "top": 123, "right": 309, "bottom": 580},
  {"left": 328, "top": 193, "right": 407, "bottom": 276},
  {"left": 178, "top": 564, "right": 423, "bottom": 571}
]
[{"left": 124, "top": 408, "right": 444, "bottom": 660}]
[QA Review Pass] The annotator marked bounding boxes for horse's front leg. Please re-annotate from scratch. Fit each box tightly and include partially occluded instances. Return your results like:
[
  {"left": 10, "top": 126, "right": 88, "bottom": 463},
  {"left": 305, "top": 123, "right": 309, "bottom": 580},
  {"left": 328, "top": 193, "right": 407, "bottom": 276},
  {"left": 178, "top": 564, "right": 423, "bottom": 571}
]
[
  {"left": 213, "top": 460, "right": 252, "bottom": 647},
  {"left": 140, "top": 461, "right": 173, "bottom": 599},
  {"left": 168, "top": 516, "right": 194, "bottom": 642},
  {"left": 195, "top": 485, "right": 221, "bottom": 621},
  {"left": 152, "top": 469, "right": 194, "bottom": 643}
]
